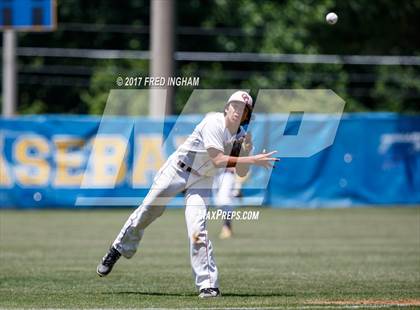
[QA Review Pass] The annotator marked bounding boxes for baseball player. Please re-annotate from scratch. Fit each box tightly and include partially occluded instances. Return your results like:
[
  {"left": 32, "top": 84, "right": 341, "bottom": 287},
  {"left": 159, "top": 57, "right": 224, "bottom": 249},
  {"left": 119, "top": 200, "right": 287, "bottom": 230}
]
[{"left": 96, "top": 91, "right": 278, "bottom": 298}]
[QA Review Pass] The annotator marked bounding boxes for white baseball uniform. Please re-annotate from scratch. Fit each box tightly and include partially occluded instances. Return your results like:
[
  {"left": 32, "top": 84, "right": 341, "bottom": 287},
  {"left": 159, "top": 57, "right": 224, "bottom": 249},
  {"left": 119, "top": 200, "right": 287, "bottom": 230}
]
[{"left": 112, "top": 112, "right": 246, "bottom": 290}]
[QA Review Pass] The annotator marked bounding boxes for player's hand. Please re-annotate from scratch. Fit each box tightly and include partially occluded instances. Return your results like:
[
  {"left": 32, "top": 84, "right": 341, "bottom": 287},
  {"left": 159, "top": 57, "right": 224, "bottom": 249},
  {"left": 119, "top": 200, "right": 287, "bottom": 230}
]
[
  {"left": 251, "top": 150, "right": 279, "bottom": 169},
  {"left": 243, "top": 133, "right": 253, "bottom": 153}
]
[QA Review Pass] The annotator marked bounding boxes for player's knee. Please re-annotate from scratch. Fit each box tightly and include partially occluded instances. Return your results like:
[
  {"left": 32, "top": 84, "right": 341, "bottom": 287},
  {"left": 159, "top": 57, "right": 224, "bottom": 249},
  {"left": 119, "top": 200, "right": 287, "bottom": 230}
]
[
  {"left": 139, "top": 205, "right": 166, "bottom": 224},
  {"left": 190, "top": 230, "right": 208, "bottom": 248},
  {"left": 146, "top": 205, "right": 165, "bottom": 218}
]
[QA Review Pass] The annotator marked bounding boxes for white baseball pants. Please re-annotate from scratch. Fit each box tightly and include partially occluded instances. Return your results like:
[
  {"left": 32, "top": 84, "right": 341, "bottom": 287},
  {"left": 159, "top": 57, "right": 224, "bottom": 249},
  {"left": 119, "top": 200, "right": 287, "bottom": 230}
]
[{"left": 112, "top": 158, "right": 219, "bottom": 290}]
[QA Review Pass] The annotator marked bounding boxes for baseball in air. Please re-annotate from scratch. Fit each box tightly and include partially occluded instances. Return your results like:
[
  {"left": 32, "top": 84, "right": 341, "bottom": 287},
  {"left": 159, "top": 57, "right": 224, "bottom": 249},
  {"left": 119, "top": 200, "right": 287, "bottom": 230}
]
[{"left": 326, "top": 12, "right": 338, "bottom": 25}]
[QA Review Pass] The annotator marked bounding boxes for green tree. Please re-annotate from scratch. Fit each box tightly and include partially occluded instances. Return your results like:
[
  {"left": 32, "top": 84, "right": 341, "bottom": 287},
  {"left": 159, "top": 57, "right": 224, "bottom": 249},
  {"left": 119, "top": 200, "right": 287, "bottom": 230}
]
[{"left": 14, "top": 0, "right": 420, "bottom": 114}]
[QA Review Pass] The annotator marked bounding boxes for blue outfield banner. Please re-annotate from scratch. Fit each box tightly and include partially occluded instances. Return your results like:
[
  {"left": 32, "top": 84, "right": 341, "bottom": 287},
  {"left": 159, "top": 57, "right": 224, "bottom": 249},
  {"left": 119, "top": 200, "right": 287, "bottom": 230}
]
[{"left": 0, "top": 113, "right": 419, "bottom": 208}]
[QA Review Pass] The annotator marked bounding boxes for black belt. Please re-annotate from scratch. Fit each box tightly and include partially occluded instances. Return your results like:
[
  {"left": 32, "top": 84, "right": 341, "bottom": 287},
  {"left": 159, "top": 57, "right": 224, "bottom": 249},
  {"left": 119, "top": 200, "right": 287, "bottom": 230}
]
[{"left": 177, "top": 161, "right": 200, "bottom": 176}]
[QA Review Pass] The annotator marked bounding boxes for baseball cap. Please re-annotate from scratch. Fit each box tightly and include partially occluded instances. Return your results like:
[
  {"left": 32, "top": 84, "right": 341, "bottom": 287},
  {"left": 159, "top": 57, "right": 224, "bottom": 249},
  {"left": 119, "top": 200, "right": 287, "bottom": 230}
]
[{"left": 227, "top": 91, "right": 253, "bottom": 109}]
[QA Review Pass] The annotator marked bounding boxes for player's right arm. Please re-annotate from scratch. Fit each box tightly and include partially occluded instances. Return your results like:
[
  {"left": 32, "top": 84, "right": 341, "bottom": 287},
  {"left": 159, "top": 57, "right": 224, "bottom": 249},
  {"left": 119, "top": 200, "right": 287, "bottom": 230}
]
[
  {"left": 207, "top": 148, "right": 279, "bottom": 172},
  {"left": 201, "top": 114, "right": 278, "bottom": 172}
]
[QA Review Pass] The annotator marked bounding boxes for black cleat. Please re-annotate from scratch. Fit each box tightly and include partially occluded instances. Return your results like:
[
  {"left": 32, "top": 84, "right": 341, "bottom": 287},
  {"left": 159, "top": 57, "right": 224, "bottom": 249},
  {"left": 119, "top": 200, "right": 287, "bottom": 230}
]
[
  {"left": 96, "top": 247, "right": 121, "bottom": 277},
  {"left": 198, "top": 287, "right": 221, "bottom": 298}
]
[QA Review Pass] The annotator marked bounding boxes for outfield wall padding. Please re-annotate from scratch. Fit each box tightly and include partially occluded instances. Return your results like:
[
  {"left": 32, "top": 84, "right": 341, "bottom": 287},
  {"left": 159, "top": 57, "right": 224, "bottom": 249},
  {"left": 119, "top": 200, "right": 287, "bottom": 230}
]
[{"left": 0, "top": 113, "right": 419, "bottom": 208}]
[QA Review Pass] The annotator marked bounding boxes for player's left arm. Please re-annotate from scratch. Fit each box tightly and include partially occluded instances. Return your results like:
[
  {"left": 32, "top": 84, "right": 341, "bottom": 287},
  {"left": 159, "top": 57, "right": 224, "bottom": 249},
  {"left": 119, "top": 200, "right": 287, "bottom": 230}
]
[
  {"left": 207, "top": 148, "right": 278, "bottom": 172},
  {"left": 207, "top": 132, "right": 256, "bottom": 176},
  {"left": 207, "top": 148, "right": 249, "bottom": 177}
]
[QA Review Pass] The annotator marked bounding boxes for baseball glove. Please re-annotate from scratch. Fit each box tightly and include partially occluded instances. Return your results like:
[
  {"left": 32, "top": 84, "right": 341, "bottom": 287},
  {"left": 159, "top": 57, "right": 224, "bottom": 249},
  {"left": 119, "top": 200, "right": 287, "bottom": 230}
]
[{"left": 224, "top": 133, "right": 253, "bottom": 157}]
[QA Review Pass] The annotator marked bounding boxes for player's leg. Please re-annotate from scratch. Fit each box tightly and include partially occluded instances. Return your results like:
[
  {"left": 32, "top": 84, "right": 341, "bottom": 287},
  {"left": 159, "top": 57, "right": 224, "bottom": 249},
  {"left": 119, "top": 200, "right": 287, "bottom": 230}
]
[
  {"left": 97, "top": 161, "right": 186, "bottom": 276},
  {"left": 185, "top": 180, "right": 220, "bottom": 298},
  {"left": 214, "top": 170, "right": 236, "bottom": 239},
  {"left": 112, "top": 181, "right": 180, "bottom": 257}
]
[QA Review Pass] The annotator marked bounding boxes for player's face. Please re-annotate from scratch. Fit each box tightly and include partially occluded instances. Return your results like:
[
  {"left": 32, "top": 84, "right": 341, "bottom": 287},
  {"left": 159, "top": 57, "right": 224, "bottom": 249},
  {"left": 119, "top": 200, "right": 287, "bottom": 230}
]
[{"left": 226, "top": 102, "right": 248, "bottom": 125}]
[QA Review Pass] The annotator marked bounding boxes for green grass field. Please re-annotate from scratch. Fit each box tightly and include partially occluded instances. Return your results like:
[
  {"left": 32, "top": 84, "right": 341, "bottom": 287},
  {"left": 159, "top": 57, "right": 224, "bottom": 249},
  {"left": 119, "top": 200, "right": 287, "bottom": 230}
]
[{"left": 0, "top": 207, "right": 419, "bottom": 309}]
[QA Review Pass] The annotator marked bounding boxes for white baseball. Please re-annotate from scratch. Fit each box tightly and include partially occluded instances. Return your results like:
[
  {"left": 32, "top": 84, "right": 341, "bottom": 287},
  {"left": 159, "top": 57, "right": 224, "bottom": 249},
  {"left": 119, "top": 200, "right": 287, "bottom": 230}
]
[{"left": 326, "top": 12, "right": 338, "bottom": 25}]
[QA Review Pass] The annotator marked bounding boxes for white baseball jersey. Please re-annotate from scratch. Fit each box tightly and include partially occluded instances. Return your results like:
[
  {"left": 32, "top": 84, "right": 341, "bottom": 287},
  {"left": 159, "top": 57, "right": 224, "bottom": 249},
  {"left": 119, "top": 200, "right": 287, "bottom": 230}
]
[{"left": 170, "top": 112, "right": 246, "bottom": 176}]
